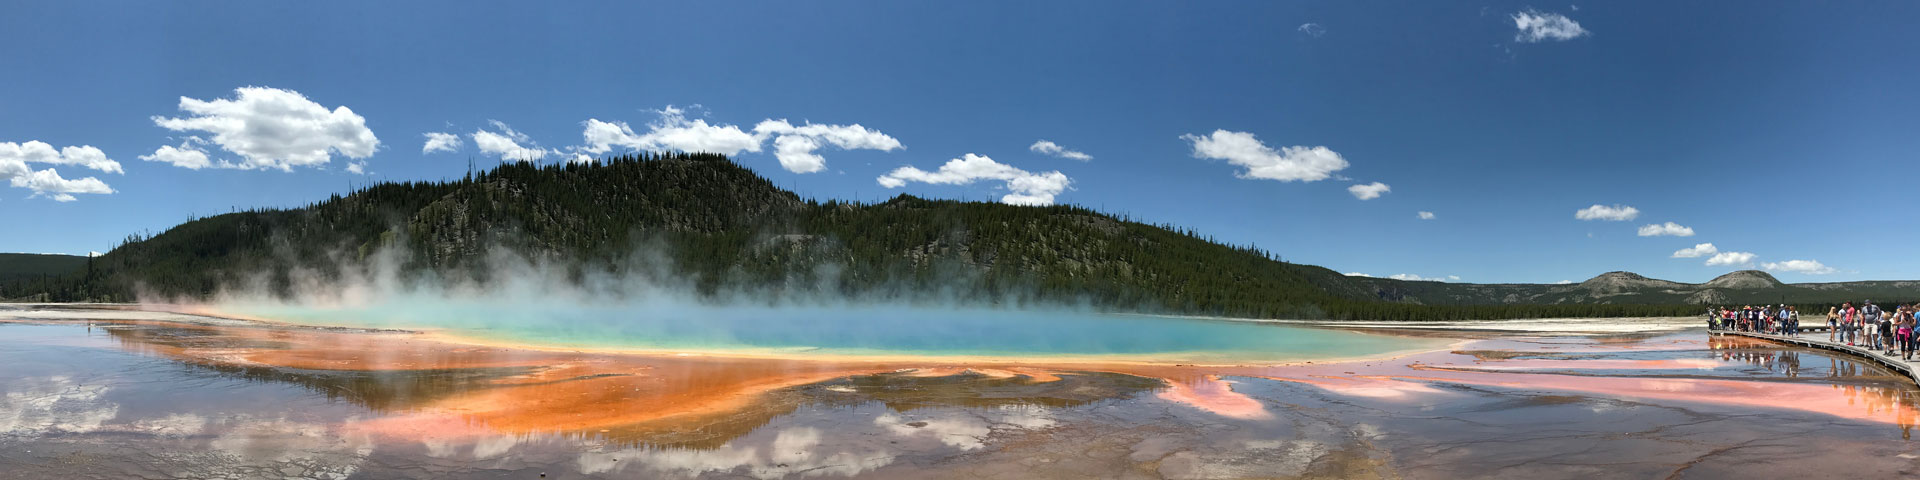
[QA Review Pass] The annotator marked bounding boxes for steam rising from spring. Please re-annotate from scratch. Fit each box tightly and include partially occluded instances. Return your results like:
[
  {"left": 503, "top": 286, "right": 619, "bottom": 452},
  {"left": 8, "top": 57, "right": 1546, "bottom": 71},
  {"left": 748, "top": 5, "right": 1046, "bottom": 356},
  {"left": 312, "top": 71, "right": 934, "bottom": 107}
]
[{"left": 173, "top": 244, "right": 1435, "bottom": 362}]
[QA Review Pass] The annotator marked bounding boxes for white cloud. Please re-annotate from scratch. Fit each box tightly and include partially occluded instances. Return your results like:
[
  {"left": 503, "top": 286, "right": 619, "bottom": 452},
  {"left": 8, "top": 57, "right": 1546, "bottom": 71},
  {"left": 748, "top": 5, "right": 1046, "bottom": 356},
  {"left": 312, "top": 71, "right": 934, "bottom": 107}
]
[
  {"left": 1636, "top": 221, "right": 1694, "bottom": 237},
  {"left": 876, "top": 153, "right": 1071, "bottom": 206},
  {"left": 581, "top": 106, "right": 900, "bottom": 173},
  {"left": 582, "top": 106, "right": 760, "bottom": 156},
  {"left": 752, "top": 119, "right": 903, "bottom": 173},
  {"left": 1512, "top": 9, "right": 1589, "bottom": 43},
  {"left": 9, "top": 167, "right": 114, "bottom": 202},
  {"left": 140, "top": 144, "right": 212, "bottom": 169},
  {"left": 1417, "top": 211, "right": 1436, "bottom": 220},
  {"left": 345, "top": 162, "right": 366, "bottom": 175},
  {"left": 1347, "top": 182, "right": 1390, "bottom": 200},
  {"left": 0, "top": 141, "right": 121, "bottom": 174},
  {"left": 139, "top": 137, "right": 221, "bottom": 170},
  {"left": 1762, "top": 259, "right": 1837, "bottom": 275},
  {"left": 473, "top": 120, "right": 553, "bottom": 161},
  {"left": 1, "top": 141, "right": 119, "bottom": 201},
  {"left": 1298, "top": 23, "right": 1326, "bottom": 38},
  {"left": 1180, "top": 130, "right": 1348, "bottom": 182},
  {"left": 1671, "top": 243, "right": 1718, "bottom": 258},
  {"left": 1343, "top": 272, "right": 1373, "bottom": 277},
  {"left": 1387, "top": 273, "right": 1457, "bottom": 282},
  {"left": 1029, "top": 140, "right": 1092, "bottom": 161},
  {"left": 150, "top": 86, "right": 378, "bottom": 171},
  {"left": 1574, "top": 204, "right": 1638, "bottom": 221},
  {"left": 1705, "top": 251, "right": 1756, "bottom": 267},
  {"left": 1554, "top": 279, "right": 1574, "bottom": 284},
  {"left": 422, "top": 132, "right": 462, "bottom": 154}
]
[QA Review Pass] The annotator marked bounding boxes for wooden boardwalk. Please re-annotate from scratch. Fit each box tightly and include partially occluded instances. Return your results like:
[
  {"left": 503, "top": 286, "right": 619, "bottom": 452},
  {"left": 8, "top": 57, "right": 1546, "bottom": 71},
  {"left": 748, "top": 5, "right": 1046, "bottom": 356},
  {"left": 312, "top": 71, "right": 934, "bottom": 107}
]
[{"left": 1714, "top": 329, "right": 1920, "bottom": 385}]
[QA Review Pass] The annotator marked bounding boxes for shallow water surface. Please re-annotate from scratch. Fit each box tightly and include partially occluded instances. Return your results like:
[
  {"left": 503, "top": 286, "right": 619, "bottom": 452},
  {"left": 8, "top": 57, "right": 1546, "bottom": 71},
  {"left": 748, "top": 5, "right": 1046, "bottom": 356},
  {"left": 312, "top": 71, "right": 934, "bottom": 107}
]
[{"left": 5, "top": 307, "right": 1920, "bottom": 479}]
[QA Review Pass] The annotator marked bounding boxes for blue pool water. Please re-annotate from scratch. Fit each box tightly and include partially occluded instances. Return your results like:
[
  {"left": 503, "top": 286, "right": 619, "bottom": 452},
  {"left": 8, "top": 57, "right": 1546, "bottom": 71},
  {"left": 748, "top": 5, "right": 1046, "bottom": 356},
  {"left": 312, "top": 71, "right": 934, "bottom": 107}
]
[{"left": 218, "top": 301, "right": 1447, "bottom": 363}]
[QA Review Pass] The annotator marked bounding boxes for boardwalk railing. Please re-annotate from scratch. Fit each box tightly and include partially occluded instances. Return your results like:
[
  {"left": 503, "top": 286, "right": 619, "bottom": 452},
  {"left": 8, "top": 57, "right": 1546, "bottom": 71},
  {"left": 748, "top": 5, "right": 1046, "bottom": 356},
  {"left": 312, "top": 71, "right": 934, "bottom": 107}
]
[{"left": 1713, "top": 329, "right": 1920, "bottom": 385}]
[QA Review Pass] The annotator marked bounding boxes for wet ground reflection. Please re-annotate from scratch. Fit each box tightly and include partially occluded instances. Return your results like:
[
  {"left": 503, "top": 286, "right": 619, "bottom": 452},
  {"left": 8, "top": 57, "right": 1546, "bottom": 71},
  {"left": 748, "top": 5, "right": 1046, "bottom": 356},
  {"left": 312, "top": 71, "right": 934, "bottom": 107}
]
[{"left": 5, "top": 309, "right": 1920, "bottom": 478}]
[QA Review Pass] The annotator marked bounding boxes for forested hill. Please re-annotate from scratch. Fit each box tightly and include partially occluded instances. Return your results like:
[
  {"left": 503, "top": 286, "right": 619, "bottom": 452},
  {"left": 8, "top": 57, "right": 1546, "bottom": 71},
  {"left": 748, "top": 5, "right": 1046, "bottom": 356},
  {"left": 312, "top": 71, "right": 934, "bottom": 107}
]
[
  {"left": 0, "top": 153, "right": 1899, "bottom": 320},
  {"left": 0, "top": 253, "right": 87, "bottom": 284}
]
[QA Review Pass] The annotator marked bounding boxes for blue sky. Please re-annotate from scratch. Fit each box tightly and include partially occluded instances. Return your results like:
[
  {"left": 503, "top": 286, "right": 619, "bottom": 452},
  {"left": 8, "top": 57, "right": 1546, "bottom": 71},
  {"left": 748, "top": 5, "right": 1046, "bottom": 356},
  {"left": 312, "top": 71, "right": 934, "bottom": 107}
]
[{"left": 3, "top": 1, "right": 1917, "bottom": 284}]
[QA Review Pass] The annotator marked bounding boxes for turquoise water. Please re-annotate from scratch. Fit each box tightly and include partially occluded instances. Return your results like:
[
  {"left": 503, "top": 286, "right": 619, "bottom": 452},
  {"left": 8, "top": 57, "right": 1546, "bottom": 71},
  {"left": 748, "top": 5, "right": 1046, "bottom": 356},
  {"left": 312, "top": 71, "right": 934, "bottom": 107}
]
[{"left": 219, "top": 301, "right": 1447, "bottom": 363}]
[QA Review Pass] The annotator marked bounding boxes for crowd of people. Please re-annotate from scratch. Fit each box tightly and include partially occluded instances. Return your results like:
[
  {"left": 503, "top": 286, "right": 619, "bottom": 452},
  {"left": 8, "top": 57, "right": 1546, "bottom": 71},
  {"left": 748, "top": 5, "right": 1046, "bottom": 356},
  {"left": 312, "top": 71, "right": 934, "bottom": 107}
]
[
  {"left": 1709, "top": 301, "right": 1920, "bottom": 361},
  {"left": 1709, "top": 304, "right": 1800, "bottom": 335}
]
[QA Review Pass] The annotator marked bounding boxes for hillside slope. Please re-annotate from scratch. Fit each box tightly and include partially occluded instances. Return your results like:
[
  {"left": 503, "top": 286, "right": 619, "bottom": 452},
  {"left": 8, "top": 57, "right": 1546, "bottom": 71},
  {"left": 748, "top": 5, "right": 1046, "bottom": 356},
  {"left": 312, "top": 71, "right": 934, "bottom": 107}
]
[{"left": 2, "top": 154, "right": 1387, "bottom": 317}]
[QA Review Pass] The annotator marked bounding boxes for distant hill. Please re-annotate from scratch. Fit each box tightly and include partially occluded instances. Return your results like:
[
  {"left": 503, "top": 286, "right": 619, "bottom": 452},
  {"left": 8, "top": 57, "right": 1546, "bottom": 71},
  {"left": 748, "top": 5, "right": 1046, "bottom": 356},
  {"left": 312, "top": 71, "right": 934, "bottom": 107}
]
[
  {"left": 0, "top": 253, "right": 86, "bottom": 284},
  {"left": 1348, "top": 269, "right": 1915, "bottom": 307},
  {"left": 1, "top": 153, "right": 1908, "bottom": 319}
]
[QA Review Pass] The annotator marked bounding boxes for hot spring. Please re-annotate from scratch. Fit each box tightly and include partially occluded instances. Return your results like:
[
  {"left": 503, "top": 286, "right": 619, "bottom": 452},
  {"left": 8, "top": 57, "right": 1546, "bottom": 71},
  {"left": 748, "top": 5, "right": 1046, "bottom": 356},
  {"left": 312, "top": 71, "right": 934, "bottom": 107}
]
[{"left": 211, "top": 300, "right": 1448, "bottom": 363}]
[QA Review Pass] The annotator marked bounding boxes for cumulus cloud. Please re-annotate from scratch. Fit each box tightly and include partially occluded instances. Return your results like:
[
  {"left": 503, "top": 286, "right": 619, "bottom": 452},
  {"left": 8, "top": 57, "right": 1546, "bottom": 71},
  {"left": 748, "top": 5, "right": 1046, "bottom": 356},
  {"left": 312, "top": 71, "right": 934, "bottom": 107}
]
[
  {"left": 473, "top": 120, "right": 554, "bottom": 161},
  {"left": 149, "top": 86, "right": 379, "bottom": 171},
  {"left": 1574, "top": 204, "right": 1638, "bottom": 221},
  {"left": 1029, "top": 140, "right": 1092, "bottom": 161},
  {"left": 422, "top": 132, "right": 462, "bottom": 154},
  {"left": 1762, "top": 259, "right": 1837, "bottom": 275},
  {"left": 1343, "top": 272, "right": 1373, "bottom": 277},
  {"left": 1417, "top": 211, "right": 1436, "bottom": 220},
  {"left": 582, "top": 106, "right": 759, "bottom": 156},
  {"left": 1671, "top": 243, "right": 1718, "bottom": 258},
  {"left": 1512, "top": 9, "right": 1589, "bottom": 43},
  {"left": 753, "top": 119, "right": 903, "bottom": 173},
  {"left": 8, "top": 168, "right": 114, "bottom": 202},
  {"left": 1388, "top": 273, "right": 1459, "bottom": 282},
  {"left": 1, "top": 141, "right": 119, "bottom": 201},
  {"left": 1298, "top": 23, "right": 1326, "bottom": 38},
  {"left": 139, "top": 137, "right": 223, "bottom": 170},
  {"left": 1636, "top": 221, "right": 1694, "bottom": 237},
  {"left": 1554, "top": 279, "right": 1575, "bottom": 284},
  {"left": 0, "top": 141, "right": 121, "bottom": 174},
  {"left": 581, "top": 106, "right": 900, "bottom": 173},
  {"left": 1347, "top": 182, "right": 1390, "bottom": 200},
  {"left": 876, "top": 153, "right": 1071, "bottom": 206},
  {"left": 1705, "top": 251, "right": 1756, "bottom": 267},
  {"left": 141, "top": 145, "right": 211, "bottom": 169},
  {"left": 1180, "top": 130, "right": 1348, "bottom": 182}
]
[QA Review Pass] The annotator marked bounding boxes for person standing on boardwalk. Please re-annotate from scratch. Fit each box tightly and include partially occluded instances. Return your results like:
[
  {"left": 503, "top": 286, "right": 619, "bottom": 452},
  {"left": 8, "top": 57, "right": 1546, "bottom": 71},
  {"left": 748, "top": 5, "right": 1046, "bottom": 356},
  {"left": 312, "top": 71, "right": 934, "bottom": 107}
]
[
  {"left": 1784, "top": 305, "right": 1797, "bottom": 336},
  {"left": 1866, "top": 301, "right": 1885, "bottom": 350},
  {"left": 1896, "top": 307, "right": 1912, "bottom": 360},
  {"left": 1896, "top": 306, "right": 1915, "bottom": 361},
  {"left": 1829, "top": 306, "right": 1841, "bottom": 342},
  {"left": 1881, "top": 306, "right": 1897, "bottom": 355},
  {"left": 1842, "top": 302, "right": 1858, "bottom": 345},
  {"left": 1781, "top": 305, "right": 1797, "bottom": 336}
]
